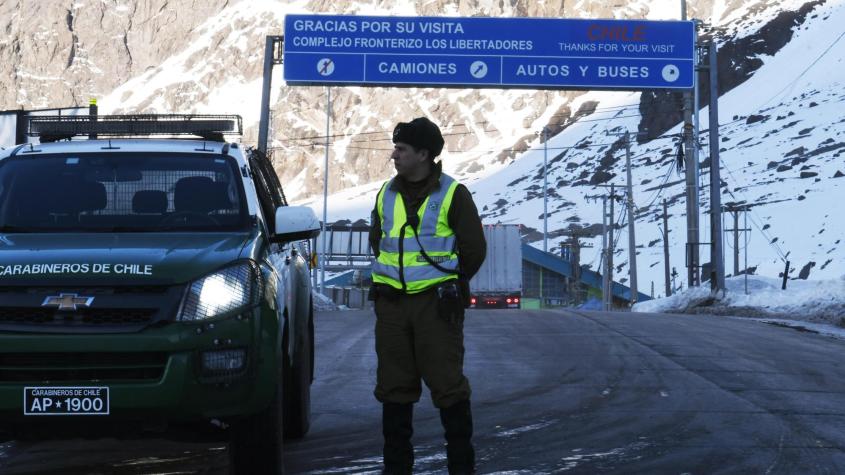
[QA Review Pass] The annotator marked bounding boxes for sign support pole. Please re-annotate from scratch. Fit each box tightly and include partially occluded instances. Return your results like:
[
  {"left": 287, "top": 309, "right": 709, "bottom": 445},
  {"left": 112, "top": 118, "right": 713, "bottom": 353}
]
[
  {"left": 693, "top": 25, "right": 703, "bottom": 283},
  {"left": 319, "top": 87, "right": 331, "bottom": 295},
  {"left": 258, "top": 36, "right": 283, "bottom": 155}
]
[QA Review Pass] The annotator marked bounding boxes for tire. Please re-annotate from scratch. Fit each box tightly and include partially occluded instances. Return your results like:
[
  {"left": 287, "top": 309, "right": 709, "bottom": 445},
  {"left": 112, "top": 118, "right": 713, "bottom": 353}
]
[
  {"left": 228, "top": 374, "right": 284, "bottom": 475},
  {"left": 283, "top": 307, "right": 313, "bottom": 439}
]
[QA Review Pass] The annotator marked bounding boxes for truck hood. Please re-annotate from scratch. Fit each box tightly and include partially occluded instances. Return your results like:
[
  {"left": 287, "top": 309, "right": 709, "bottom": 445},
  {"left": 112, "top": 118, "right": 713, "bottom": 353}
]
[{"left": 0, "top": 232, "right": 254, "bottom": 285}]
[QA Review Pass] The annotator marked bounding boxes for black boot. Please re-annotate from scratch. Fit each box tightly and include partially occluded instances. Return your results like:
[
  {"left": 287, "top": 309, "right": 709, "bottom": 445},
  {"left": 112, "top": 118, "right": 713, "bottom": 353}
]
[
  {"left": 382, "top": 402, "right": 414, "bottom": 475},
  {"left": 440, "top": 399, "right": 476, "bottom": 475}
]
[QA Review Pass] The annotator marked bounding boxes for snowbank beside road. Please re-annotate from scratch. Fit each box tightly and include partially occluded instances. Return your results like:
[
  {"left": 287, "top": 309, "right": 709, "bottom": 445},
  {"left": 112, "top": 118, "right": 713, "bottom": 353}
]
[
  {"left": 313, "top": 289, "right": 339, "bottom": 311},
  {"left": 633, "top": 275, "right": 845, "bottom": 326}
]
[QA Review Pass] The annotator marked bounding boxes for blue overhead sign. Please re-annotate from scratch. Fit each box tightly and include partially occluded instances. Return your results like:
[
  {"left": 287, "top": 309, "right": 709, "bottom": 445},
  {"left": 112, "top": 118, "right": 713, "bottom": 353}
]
[{"left": 283, "top": 15, "right": 695, "bottom": 90}]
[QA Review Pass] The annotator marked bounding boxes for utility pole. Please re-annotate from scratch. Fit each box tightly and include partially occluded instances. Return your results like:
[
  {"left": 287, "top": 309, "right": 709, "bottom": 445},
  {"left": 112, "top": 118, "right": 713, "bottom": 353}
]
[
  {"left": 607, "top": 131, "right": 640, "bottom": 304},
  {"left": 540, "top": 125, "right": 550, "bottom": 308},
  {"left": 732, "top": 209, "right": 739, "bottom": 275},
  {"left": 542, "top": 126, "right": 550, "bottom": 253},
  {"left": 588, "top": 192, "right": 610, "bottom": 311},
  {"left": 623, "top": 132, "right": 638, "bottom": 304},
  {"left": 744, "top": 210, "right": 749, "bottom": 295},
  {"left": 560, "top": 230, "right": 594, "bottom": 304},
  {"left": 662, "top": 199, "right": 671, "bottom": 297},
  {"left": 707, "top": 41, "right": 725, "bottom": 295},
  {"left": 608, "top": 184, "right": 616, "bottom": 310},
  {"left": 571, "top": 236, "right": 581, "bottom": 289},
  {"left": 601, "top": 196, "right": 609, "bottom": 310},
  {"left": 592, "top": 185, "right": 623, "bottom": 310},
  {"left": 724, "top": 205, "right": 751, "bottom": 276},
  {"left": 541, "top": 125, "right": 549, "bottom": 308},
  {"left": 681, "top": 6, "right": 701, "bottom": 290},
  {"left": 782, "top": 260, "right": 791, "bottom": 290}
]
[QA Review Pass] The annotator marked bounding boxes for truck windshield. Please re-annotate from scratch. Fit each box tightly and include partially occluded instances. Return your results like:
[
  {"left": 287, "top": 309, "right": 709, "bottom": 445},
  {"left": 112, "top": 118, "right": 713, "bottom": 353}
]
[{"left": 0, "top": 152, "right": 250, "bottom": 232}]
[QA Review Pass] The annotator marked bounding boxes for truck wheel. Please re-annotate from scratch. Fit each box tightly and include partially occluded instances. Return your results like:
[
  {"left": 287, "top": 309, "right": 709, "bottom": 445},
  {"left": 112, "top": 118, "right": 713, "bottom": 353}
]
[
  {"left": 283, "top": 310, "right": 313, "bottom": 439},
  {"left": 229, "top": 374, "right": 285, "bottom": 474}
]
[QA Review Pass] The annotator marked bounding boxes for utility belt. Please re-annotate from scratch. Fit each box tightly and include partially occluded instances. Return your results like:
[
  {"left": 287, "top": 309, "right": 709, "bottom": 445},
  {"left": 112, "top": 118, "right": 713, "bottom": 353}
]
[{"left": 369, "top": 281, "right": 465, "bottom": 324}]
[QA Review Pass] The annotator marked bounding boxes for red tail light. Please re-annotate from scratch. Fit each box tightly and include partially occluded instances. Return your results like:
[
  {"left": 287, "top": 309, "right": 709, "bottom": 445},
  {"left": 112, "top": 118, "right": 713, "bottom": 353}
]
[
  {"left": 514, "top": 298, "right": 520, "bottom": 303},
  {"left": 470, "top": 297, "right": 477, "bottom": 305},
  {"left": 506, "top": 298, "right": 512, "bottom": 304}
]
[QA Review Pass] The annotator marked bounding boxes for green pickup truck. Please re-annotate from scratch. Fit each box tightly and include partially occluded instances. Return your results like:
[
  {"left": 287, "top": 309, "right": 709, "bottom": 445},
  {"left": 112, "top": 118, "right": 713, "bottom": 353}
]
[{"left": 0, "top": 115, "right": 319, "bottom": 474}]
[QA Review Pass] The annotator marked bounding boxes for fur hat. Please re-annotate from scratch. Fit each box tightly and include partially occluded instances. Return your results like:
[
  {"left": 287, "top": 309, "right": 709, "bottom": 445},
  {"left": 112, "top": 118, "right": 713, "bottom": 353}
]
[{"left": 392, "top": 117, "right": 444, "bottom": 158}]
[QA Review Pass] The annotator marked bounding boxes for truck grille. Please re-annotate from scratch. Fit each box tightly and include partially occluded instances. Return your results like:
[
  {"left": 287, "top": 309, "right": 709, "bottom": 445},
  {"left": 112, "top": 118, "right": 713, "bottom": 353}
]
[
  {"left": 0, "top": 286, "right": 170, "bottom": 297},
  {"left": 0, "top": 308, "right": 157, "bottom": 326},
  {"left": 0, "top": 352, "right": 168, "bottom": 382},
  {"left": 0, "top": 285, "right": 182, "bottom": 333}
]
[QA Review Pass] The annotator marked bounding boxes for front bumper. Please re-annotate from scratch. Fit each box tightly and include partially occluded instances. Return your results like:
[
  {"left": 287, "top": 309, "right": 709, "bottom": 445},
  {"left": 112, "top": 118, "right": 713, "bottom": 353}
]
[{"left": 0, "top": 307, "right": 280, "bottom": 431}]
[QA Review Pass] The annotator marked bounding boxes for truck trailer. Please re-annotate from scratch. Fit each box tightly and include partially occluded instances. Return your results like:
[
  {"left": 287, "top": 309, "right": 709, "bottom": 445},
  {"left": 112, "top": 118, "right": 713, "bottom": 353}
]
[{"left": 468, "top": 224, "right": 522, "bottom": 309}]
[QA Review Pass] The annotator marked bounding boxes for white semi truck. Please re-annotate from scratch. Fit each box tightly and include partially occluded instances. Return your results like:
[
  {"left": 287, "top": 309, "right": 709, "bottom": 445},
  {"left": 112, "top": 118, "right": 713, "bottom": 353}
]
[{"left": 468, "top": 224, "right": 523, "bottom": 309}]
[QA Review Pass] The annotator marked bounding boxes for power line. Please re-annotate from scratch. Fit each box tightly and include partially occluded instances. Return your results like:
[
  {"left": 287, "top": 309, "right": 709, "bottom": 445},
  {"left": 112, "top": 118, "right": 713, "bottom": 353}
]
[
  {"left": 276, "top": 125, "right": 687, "bottom": 154},
  {"left": 718, "top": 159, "right": 789, "bottom": 262},
  {"left": 274, "top": 80, "right": 845, "bottom": 149},
  {"left": 638, "top": 158, "right": 678, "bottom": 212},
  {"left": 757, "top": 28, "right": 845, "bottom": 111},
  {"left": 274, "top": 99, "right": 689, "bottom": 143},
  {"left": 278, "top": 113, "right": 648, "bottom": 144}
]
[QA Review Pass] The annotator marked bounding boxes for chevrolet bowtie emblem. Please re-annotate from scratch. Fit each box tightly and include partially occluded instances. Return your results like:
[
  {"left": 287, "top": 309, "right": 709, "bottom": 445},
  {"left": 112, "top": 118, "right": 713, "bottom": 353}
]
[{"left": 41, "top": 293, "right": 94, "bottom": 312}]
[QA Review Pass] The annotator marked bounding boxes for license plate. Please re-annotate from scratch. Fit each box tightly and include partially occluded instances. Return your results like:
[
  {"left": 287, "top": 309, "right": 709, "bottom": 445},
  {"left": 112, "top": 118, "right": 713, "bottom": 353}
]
[{"left": 24, "top": 386, "right": 110, "bottom": 416}]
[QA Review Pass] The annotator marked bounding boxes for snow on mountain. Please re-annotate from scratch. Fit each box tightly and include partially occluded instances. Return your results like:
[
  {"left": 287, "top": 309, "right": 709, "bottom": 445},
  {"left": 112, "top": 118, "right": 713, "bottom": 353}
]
[
  {"left": 2, "top": 0, "right": 842, "bottom": 302},
  {"left": 98, "top": 0, "right": 310, "bottom": 126},
  {"left": 3, "top": 0, "right": 779, "bottom": 199}
]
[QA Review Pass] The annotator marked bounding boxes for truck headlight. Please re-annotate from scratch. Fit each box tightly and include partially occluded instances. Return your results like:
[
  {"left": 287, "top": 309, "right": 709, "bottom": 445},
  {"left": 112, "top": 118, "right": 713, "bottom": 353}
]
[
  {"left": 177, "top": 262, "right": 261, "bottom": 321},
  {"left": 202, "top": 348, "right": 247, "bottom": 373}
]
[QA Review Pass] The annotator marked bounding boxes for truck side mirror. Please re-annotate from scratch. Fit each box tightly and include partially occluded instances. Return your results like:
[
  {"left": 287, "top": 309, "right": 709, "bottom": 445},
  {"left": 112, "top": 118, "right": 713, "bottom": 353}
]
[{"left": 271, "top": 206, "right": 321, "bottom": 243}]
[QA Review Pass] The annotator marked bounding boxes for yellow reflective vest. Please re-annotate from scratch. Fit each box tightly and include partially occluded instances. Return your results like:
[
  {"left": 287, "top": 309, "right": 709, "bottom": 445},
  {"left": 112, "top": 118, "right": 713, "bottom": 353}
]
[{"left": 372, "top": 173, "right": 460, "bottom": 293}]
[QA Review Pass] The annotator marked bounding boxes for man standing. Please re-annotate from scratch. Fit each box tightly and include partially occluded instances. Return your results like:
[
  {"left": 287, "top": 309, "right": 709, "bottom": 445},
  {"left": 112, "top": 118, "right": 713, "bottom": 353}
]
[{"left": 369, "top": 117, "right": 486, "bottom": 475}]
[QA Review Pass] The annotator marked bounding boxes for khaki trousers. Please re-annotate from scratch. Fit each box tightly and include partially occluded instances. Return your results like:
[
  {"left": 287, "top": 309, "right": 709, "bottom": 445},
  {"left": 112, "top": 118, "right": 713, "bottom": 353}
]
[{"left": 374, "top": 288, "right": 471, "bottom": 408}]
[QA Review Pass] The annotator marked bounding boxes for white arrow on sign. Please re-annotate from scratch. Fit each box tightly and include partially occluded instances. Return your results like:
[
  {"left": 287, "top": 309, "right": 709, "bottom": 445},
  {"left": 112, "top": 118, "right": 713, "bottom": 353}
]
[
  {"left": 661, "top": 64, "right": 679, "bottom": 82},
  {"left": 470, "top": 61, "right": 488, "bottom": 79}
]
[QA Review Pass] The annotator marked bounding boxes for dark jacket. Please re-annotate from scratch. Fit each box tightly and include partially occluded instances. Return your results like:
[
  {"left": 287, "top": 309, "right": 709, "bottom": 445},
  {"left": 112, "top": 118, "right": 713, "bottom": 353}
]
[{"left": 370, "top": 162, "right": 486, "bottom": 295}]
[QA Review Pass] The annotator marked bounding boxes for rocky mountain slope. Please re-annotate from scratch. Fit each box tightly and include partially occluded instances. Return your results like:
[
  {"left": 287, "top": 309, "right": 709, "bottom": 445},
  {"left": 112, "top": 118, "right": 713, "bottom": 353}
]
[
  {"left": 2, "top": 0, "right": 793, "bottom": 197},
  {"left": 1, "top": 0, "right": 842, "bottom": 291}
]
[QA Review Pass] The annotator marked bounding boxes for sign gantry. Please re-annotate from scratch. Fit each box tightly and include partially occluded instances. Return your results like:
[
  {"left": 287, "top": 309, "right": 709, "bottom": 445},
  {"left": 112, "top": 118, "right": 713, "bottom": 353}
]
[{"left": 283, "top": 14, "right": 695, "bottom": 89}]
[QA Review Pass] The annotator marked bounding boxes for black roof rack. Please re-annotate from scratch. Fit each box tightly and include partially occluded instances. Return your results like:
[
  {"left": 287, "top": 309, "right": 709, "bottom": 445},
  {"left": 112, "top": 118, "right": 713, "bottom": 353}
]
[{"left": 27, "top": 114, "right": 242, "bottom": 143}]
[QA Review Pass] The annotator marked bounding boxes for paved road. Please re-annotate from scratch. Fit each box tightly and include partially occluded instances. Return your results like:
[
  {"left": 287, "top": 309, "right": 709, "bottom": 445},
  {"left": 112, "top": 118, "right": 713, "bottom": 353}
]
[{"left": 2, "top": 308, "right": 845, "bottom": 474}]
